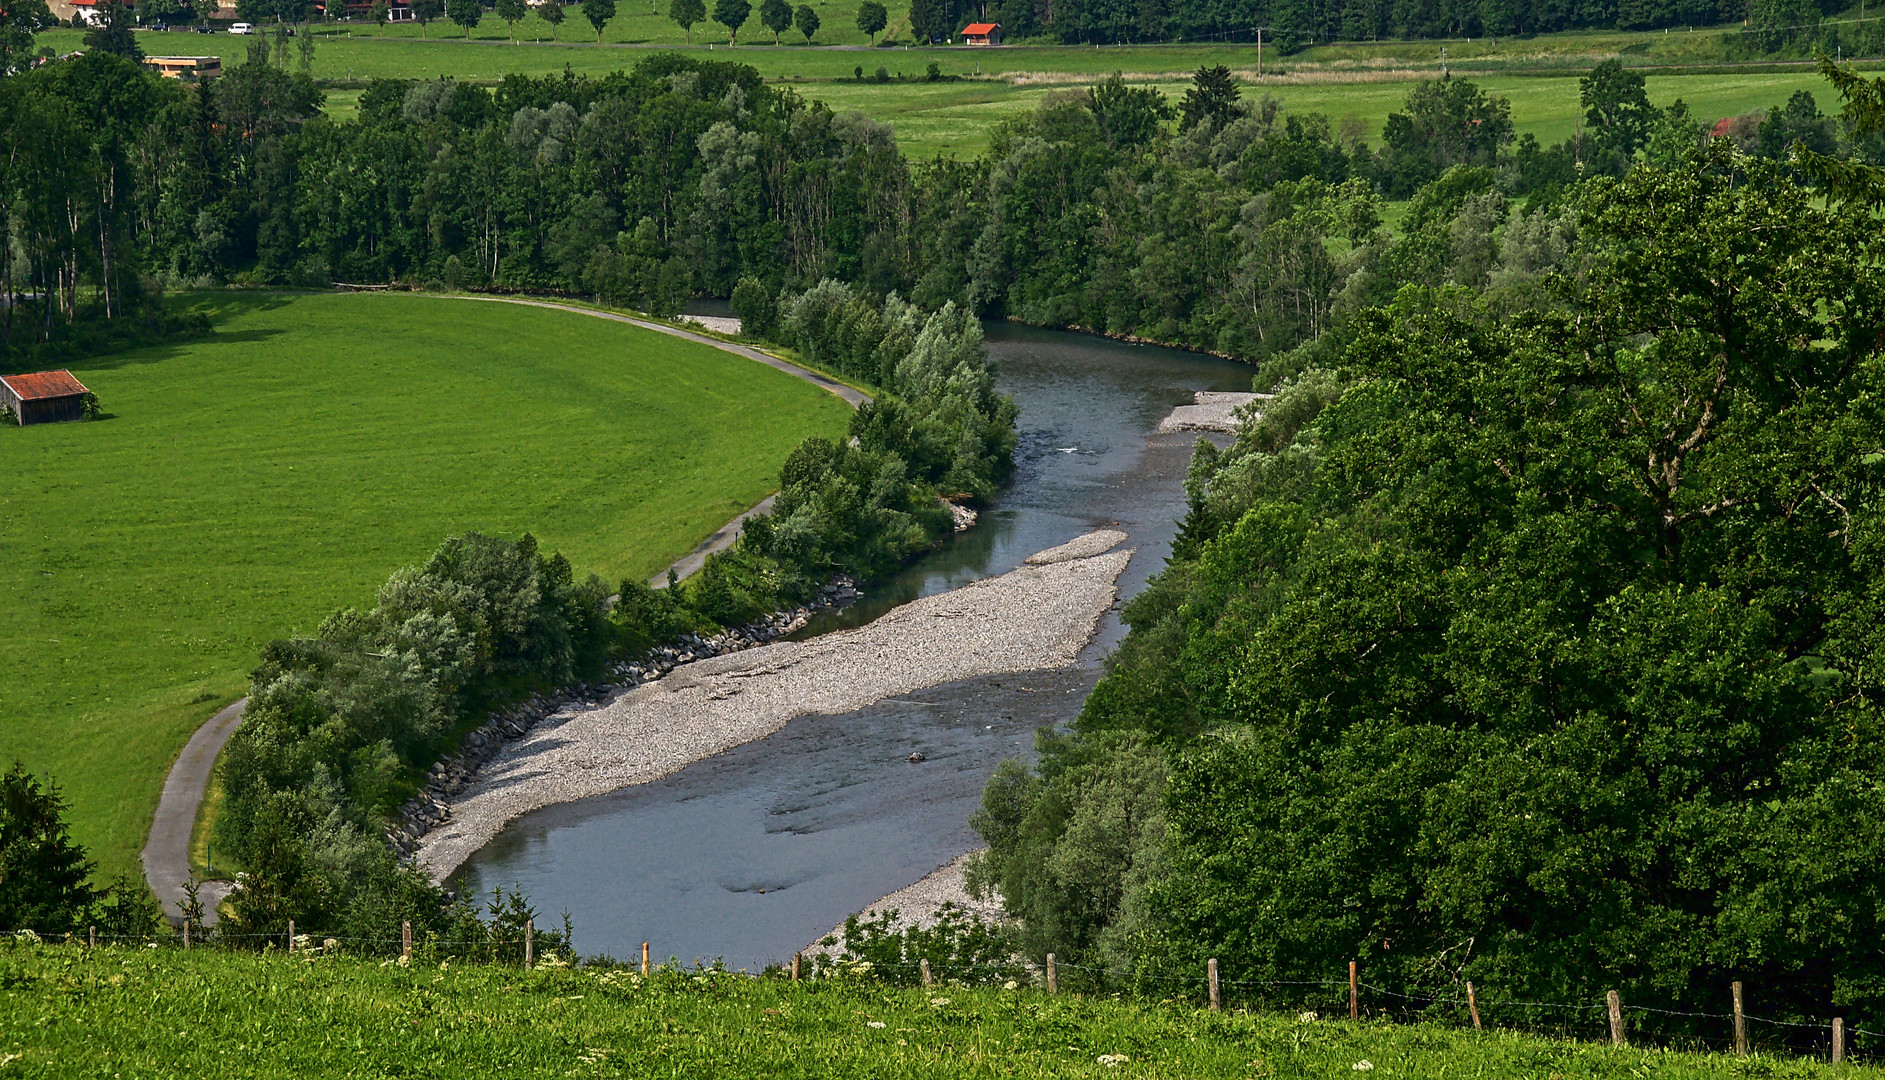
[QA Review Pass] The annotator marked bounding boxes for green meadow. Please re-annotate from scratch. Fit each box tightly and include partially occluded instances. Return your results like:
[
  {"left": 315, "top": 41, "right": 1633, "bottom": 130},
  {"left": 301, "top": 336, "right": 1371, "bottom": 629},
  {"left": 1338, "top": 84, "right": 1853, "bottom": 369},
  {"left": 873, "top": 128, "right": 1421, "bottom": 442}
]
[
  {"left": 0, "top": 292, "right": 851, "bottom": 881},
  {"left": 46, "top": 21, "right": 1859, "bottom": 157},
  {"left": 3, "top": 944, "right": 1871, "bottom": 1078}
]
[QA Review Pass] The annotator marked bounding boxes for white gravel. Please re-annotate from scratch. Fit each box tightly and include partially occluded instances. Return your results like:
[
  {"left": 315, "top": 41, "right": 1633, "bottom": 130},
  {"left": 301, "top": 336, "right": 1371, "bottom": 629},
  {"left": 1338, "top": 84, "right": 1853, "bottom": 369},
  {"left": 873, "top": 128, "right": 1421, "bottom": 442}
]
[
  {"left": 680, "top": 314, "right": 742, "bottom": 334},
  {"left": 1024, "top": 528, "right": 1126, "bottom": 566},
  {"left": 1155, "top": 390, "right": 1267, "bottom": 434},
  {"left": 809, "top": 850, "right": 1004, "bottom": 953},
  {"left": 415, "top": 534, "right": 1133, "bottom": 882}
]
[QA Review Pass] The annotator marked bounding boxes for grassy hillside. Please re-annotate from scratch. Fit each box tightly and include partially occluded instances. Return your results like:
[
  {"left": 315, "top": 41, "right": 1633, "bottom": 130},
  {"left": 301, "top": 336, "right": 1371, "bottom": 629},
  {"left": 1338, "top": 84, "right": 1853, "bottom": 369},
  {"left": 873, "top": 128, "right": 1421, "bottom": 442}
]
[
  {"left": 0, "top": 292, "right": 852, "bottom": 882},
  {"left": 2, "top": 944, "right": 1868, "bottom": 1078}
]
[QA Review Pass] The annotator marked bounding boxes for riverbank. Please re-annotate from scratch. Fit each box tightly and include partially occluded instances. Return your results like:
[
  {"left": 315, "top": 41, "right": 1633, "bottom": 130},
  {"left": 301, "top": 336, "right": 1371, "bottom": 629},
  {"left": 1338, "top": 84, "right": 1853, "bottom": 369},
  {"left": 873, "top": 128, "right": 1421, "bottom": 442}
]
[{"left": 415, "top": 530, "right": 1133, "bottom": 882}]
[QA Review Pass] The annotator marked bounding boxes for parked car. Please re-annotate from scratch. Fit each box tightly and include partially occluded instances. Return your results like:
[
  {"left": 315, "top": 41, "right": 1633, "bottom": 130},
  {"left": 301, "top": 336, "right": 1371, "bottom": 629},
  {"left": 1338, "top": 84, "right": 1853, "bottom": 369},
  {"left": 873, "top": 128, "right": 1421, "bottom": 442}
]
[
  {"left": 229, "top": 21, "right": 253, "bottom": 32},
  {"left": 193, "top": 23, "right": 215, "bottom": 31},
  {"left": 148, "top": 20, "right": 167, "bottom": 30}
]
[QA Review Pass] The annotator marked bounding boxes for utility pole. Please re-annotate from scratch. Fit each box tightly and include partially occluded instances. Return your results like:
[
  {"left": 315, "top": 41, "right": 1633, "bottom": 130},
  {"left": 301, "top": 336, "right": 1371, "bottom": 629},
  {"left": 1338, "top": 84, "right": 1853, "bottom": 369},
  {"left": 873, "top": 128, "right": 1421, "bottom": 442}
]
[{"left": 1253, "top": 25, "right": 1270, "bottom": 77}]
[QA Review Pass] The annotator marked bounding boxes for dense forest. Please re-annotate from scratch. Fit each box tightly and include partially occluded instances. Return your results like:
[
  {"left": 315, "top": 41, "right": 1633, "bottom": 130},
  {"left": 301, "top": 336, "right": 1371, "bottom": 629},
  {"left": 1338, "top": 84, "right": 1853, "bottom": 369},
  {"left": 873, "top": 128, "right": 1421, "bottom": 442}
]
[{"left": 971, "top": 58, "right": 1885, "bottom": 1033}]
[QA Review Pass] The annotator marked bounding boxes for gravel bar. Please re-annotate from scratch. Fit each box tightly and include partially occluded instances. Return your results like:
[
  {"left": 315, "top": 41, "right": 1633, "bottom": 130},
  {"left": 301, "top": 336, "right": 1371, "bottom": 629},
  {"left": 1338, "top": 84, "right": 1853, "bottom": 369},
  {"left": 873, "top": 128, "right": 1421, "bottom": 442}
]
[
  {"left": 415, "top": 532, "right": 1132, "bottom": 882},
  {"left": 809, "top": 850, "right": 1004, "bottom": 953}
]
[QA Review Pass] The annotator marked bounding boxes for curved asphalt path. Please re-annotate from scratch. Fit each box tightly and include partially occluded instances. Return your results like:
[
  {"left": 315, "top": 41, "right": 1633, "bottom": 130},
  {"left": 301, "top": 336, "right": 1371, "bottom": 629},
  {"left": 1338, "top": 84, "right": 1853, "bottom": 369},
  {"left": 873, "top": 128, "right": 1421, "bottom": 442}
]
[{"left": 142, "top": 294, "right": 868, "bottom": 920}]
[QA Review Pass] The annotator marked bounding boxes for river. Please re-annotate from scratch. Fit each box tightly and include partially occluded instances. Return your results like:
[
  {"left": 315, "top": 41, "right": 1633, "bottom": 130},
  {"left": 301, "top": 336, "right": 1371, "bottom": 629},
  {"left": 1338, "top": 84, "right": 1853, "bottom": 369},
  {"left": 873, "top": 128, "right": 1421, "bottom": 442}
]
[{"left": 452, "top": 323, "right": 1252, "bottom": 968}]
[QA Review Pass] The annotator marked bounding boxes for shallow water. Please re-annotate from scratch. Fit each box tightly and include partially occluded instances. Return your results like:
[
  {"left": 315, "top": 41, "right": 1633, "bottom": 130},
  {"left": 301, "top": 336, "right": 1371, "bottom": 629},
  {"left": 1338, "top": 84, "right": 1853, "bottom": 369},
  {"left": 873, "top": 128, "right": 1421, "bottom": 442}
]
[{"left": 454, "top": 323, "right": 1251, "bottom": 966}]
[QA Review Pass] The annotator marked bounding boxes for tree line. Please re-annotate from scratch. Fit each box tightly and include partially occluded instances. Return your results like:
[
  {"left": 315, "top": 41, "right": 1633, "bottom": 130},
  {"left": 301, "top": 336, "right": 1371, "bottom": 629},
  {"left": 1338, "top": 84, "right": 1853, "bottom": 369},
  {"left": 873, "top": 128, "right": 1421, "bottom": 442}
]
[{"left": 969, "top": 56, "right": 1885, "bottom": 1037}]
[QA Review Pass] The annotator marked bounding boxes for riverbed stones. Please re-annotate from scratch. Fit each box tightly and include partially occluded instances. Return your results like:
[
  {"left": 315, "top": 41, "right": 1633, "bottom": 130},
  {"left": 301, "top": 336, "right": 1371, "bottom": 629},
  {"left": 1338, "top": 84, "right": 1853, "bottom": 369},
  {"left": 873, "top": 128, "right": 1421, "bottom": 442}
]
[
  {"left": 1023, "top": 528, "right": 1127, "bottom": 566},
  {"left": 1155, "top": 389, "right": 1268, "bottom": 434},
  {"left": 412, "top": 532, "right": 1132, "bottom": 883}
]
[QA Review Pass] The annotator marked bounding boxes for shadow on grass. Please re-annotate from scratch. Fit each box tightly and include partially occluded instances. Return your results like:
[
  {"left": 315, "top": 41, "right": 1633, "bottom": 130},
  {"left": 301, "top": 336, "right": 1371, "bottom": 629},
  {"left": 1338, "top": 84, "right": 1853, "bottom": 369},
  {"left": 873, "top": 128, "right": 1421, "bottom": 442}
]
[{"left": 58, "top": 292, "right": 299, "bottom": 374}]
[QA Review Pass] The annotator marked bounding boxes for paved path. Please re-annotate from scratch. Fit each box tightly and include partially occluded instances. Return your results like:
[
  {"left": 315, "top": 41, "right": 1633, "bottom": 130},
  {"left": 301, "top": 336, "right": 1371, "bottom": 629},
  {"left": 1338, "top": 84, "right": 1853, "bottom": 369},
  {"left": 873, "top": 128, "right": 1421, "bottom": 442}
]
[
  {"left": 144, "top": 294, "right": 868, "bottom": 916},
  {"left": 141, "top": 697, "right": 245, "bottom": 923}
]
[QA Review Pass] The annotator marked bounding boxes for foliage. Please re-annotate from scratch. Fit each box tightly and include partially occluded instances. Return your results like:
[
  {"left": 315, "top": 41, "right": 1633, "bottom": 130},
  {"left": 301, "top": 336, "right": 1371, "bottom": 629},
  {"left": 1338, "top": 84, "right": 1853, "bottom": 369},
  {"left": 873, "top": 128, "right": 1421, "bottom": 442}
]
[
  {"left": 0, "top": 764, "right": 98, "bottom": 935},
  {"left": 854, "top": 0, "right": 885, "bottom": 40},
  {"left": 814, "top": 903, "right": 1030, "bottom": 986},
  {"left": 447, "top": 0, "right": 481, "bottom": 36},
  {"left": 669, "top": 0, "right": 704, "bottom": 41},
  {"left": 495, "top": 0, "right": 529, "bottom": 39},
  {"left": 758, "top": 0, "right": 790, "bottom": 42},
  {"left": 712, "top": 0, "right": 748, "bottom": 40},
  {"left": 794, "top": 3, "right": 817, "bottom": 41},
  {"left": 977, "top": 145, "right": 1885, "bottom": 1034},
  {"left": 580, "top": 0, "right": 612, "bottom": 36}
]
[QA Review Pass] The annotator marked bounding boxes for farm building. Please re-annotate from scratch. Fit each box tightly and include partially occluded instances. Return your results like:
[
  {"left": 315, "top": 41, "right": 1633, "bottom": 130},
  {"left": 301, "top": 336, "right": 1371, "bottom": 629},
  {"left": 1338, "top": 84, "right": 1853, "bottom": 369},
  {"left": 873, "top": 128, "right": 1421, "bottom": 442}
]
[
  {"left": 145, "top": 56, "right": 223, "bottom": 80},
  {"left": 2, "top": 370, "right": 90, "bottom": 426},
  {"left": 962, "top": 21, "right": 1001, "bottom": 44}
]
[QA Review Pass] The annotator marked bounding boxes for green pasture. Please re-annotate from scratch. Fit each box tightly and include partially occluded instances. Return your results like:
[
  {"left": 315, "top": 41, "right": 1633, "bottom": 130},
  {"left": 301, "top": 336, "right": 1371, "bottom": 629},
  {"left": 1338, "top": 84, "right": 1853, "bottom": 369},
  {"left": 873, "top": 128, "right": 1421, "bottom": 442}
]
[
  {"left": 0, "top": 292, "right": 851, "bottom": 882},
  {"left": 45, "top": 21, "right": 1853, "bottom": 156},
  {"left": 4, "top": 945, "right": 1871, "bottom": 1078}
]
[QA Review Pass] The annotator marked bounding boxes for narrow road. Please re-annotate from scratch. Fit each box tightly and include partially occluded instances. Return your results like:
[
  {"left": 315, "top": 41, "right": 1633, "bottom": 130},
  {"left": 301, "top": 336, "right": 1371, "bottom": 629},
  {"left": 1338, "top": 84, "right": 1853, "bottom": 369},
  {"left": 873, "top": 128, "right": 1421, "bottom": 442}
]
[
  {"left": 143, "top": 294, "right": 868, "bottom": 917},
  {"left": 141, "top": 698, "right": 244, "bottom": 923}
]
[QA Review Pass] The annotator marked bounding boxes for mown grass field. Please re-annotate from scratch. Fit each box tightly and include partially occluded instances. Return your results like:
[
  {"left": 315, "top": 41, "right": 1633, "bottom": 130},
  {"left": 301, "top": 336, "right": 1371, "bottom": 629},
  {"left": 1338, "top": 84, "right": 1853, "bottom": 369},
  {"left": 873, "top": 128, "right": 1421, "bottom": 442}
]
[
  {"left": 0, "top": 292, "right": 852, "bottom": 882},
  {"left": 42, "top": 21, "right": 1856, "bottom": 157},
  {"left": 2, "top": 944, "right": 1871, "bottom": 1078}
]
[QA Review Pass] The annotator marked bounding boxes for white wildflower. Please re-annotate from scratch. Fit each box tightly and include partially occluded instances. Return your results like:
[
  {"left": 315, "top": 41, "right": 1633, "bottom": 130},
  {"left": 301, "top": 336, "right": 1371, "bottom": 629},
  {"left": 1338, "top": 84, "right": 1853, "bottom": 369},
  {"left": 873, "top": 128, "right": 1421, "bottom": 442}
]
[
  {"left": 867, "top": 1021, "right": 887, "bottom": 1029},
  {"left": 1003, "top": 979, "right": 1019, "bottom": 991},
  {"left": 929, "top": 997, "right": 950, "bottom": 1007},
  {"left": 1297, "top": 1011, "right": 1318, "bottom": 1023},
  {"left": 1352, "top": 1061, "right": 1374, "bottom": 1071},
  {"left": 1096, "top": 1054, "right": 1130, "bottom": 1067}
]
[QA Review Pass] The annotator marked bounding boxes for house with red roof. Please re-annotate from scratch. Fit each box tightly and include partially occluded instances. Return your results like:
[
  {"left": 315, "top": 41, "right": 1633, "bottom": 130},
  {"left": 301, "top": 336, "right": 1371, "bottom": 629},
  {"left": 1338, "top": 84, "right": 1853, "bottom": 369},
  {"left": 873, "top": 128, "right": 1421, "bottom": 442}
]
[{"left": 962, "top": 21, "right": 1000, "bottom": 44}]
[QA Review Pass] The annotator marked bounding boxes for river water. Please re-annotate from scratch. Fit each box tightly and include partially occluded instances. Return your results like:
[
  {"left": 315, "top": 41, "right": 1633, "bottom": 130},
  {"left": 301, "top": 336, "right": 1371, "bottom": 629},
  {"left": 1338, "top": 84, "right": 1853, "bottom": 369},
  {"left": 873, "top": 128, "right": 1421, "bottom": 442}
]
[{"left": 453, "top": 324, "right": 1251, "bottom": 967}]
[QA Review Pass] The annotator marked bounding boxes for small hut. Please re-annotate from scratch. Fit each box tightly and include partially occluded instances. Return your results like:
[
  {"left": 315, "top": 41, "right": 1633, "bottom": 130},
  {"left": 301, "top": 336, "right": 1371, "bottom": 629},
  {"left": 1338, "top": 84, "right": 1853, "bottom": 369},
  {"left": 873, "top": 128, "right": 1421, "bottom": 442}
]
[
  {"left": 2, "top": 370, "right": 91, "bottom": 426},
  {"left": 962, "top": 21, "right": 1001, "bottom": 44}
]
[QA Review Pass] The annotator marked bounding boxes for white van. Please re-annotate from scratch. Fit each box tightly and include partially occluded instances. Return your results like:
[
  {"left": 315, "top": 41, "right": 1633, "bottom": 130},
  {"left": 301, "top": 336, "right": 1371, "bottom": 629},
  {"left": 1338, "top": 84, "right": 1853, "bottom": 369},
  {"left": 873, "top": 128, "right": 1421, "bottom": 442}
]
[{"left": 229, "top": 22, "right": 253, "bottom": 32}]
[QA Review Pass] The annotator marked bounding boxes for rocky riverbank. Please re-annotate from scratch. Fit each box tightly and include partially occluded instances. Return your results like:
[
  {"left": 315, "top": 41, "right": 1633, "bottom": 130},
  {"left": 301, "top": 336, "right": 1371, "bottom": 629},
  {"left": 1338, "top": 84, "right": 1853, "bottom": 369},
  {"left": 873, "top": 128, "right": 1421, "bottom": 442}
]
[
  {"left": 385, "top": 577, "right": 862, "bottom": 863},
  {"left": 412, "top": 530, "right": 1132, "bottom": 883}
]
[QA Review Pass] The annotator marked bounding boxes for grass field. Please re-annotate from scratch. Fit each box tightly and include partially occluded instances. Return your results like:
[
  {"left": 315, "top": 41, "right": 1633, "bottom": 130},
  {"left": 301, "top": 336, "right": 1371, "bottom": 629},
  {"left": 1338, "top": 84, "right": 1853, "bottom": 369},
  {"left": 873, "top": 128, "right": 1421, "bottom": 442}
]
[
  {"left": 41, "top": 20, "right": 1856, "bottom": 157},
  {"left": 0, "top": 292, "right": 852, "bottom": 883},
  {"left": 3, "top": 944, "right": 1869, "bottom": 1078}
]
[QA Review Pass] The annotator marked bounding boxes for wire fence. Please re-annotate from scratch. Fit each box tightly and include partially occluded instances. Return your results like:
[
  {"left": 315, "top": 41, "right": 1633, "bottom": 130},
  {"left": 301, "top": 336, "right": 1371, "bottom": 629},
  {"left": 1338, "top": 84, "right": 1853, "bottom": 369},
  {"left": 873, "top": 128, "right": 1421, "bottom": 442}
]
[{"left": 11, "top": 924, "right": 1880, "bottom": 1064}]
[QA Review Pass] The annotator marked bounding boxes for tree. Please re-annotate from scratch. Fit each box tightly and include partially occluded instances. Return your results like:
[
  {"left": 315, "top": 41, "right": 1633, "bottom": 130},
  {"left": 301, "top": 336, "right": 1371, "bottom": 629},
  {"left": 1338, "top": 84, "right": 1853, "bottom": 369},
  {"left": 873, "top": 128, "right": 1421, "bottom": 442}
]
[
  {"left": 496, "top": 0, "right": 527, "bottom": 38},
  {"left": 1580, "top": 58, "right": 1656, "bottom": 167},
  {"left": 855, "top": 0, "right": 885, "bottom": 42},
  {"left": 730, "top": 275, "right": 776, "bottom": 337},
  {"left": 81, "top": 0, "right": 143, "bottom": 61},
  {"left": 0, "top": 0, "right": 54, "bottom": 76},
  {"left": 581, "top": 0, "right": 612, "bottom": 38},
  {"left": 711, "top": 0, "right": 746, "bottom": 42},
  {"left": 669, "top": 0, "right": 702, "bottom": 41},
  {"left": 758, "top": 0, "right": 789, "bottom": 42},
  {"left": 0, "top": 764, "right": 99, "bottom": 936},
  {"left": 1090, "top": 72, "right": 1169, "bottom": 150},
  {"left": 793, "top": 2, "right": 816, "bottom": 40},
  {"left": 539, "top": 0, "right": 564, "bottom": 37},
  {"left": 411, "top": 0, "right": 442, "bottom": 36},
  {"left": 906, "top": 0, "right": 950, "bottom": 43},
  {"left": 141, "top": 0, "right": 201, "bottom": 27},
  {"left": 368, "top": 0, "right": 390, "bottom": 27},
  {"left": 447, "top": 0, "right": 481, "bottom": 36},
  {"left": 1376, "top": 76, "right": 1514, "bottom": 196},
  {"left": 1177, "top": 64, "right": 1239, "bottom": 131}
]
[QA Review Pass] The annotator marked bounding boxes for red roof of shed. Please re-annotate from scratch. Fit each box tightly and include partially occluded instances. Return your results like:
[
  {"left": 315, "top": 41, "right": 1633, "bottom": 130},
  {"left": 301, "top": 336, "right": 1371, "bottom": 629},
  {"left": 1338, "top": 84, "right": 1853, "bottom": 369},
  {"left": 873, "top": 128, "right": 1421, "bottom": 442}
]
[
  {"left": 963, "top": 22, "right": 998, "bottom": 33},
  {"left": 2, "top": 370, "right": 89, "bottom": 400}
]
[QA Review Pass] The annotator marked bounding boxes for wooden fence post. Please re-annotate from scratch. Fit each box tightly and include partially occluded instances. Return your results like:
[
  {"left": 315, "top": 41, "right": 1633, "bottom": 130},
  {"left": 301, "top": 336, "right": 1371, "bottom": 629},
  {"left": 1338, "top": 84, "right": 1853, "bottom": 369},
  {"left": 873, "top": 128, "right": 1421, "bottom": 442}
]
[
  {"left": 1833, "top": 1017, "right": 1846, "bottom": 1064},
  {"left": 920, "top": 958, "right": 932, "bottom": 987},
  {"left": 286, "top": 919, "right": 294, "bottom": 954},
  {"left": 183, "top": 921, "right": 191, "bottom": 949},
  {"left": 1606, "top": 990, "right": 1625, "bottom": 1047},
  {"left": 791, "top": 953, "right": 801, "bottom": 982},
  {"left": 1349, "top": 961, "right": 1358, "bottom": 1020},
  {"left": 1732, "top": 981, "right": 1746, "bottom": 1056},
  {"left": 88, "top": 925, "right": 96, "bottom": 950},
  {"left": 1046, "top": 953, "right": 1057, "bottom": 994},
  {"left": 642, "top": 941, "right": 650, "bottom": 977},
  {"left": 401, "top": 920, "right": 412, "bottom": 960},
  {"left": 1208, "top": 958, "right": 1220, "bottom": 1012},
  {"left": 1467, "top": 981, "right": 1481, "bottom": 1030},
  {"left": 524, "top": 919, "right": 535, "bottom": 971}
]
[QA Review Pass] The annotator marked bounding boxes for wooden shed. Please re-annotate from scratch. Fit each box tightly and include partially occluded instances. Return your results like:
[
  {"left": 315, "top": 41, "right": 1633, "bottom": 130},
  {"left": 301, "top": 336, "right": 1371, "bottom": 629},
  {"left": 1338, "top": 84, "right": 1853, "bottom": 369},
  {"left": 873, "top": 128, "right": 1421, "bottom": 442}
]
[
  {"left": 962, "top": 21, "right": 1001, "bottom": 44},
  {"left": 2, "top": 370, "right": 90, "bottom": 426}
]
